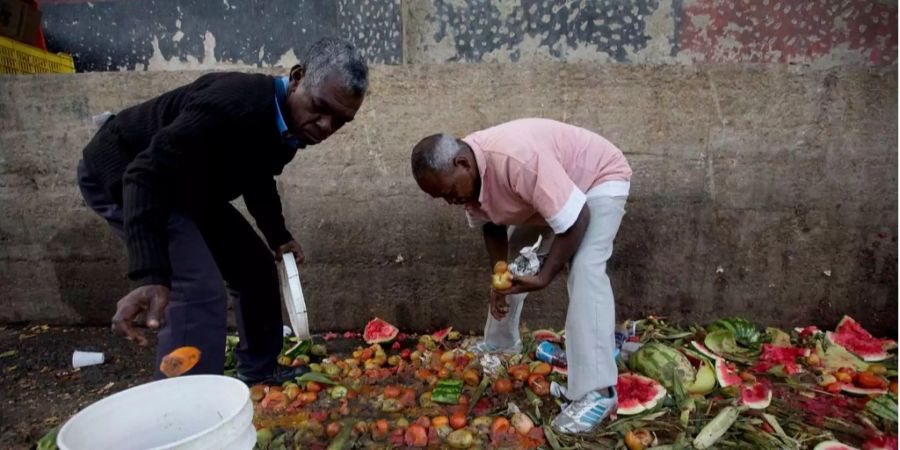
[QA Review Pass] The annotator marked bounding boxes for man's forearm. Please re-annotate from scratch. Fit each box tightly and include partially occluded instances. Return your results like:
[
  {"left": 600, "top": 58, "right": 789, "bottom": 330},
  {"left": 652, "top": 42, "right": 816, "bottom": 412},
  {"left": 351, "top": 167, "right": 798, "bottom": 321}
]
[
  {"left": 538, "top": 205, "right": 591, "bottom": 284},
  {"left": 482, "top": 222, "right": 509, "bottom": 268}
]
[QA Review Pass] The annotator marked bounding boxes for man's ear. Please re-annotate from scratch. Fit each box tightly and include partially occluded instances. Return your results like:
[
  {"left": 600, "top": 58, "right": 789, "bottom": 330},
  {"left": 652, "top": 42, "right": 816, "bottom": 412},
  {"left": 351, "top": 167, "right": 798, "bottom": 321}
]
[
  {"left": 453, "top": 155, "right": 471, "bottom": 169},
  {"left": 289, "top": 64, "right": 305, "bottom": 83}
]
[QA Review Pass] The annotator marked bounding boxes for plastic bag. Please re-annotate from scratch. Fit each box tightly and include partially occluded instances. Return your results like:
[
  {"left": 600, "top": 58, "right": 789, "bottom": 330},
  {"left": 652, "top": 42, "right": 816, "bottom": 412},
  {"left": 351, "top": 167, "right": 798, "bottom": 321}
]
[{"left": 508, "top": 236, "right": 544, "bottom": 277}]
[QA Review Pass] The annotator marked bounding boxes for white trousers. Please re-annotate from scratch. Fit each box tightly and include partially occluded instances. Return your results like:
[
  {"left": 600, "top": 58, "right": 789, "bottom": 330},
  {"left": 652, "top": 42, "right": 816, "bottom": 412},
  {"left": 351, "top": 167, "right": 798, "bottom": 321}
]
[{"left": 483, "top": 192, "right": 627, "bottom": 401}]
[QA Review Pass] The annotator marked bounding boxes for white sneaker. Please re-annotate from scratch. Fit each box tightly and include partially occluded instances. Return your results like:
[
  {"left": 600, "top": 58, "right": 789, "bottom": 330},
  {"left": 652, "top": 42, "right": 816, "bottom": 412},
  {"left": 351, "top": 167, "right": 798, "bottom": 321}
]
[
  {"left": 469, "top": 340, "right": 522, "bottom": 355},
  {"left": 550, "top": 381, "right": 568, "bottom": 399},
  {"left": 551, "top": 388, "right": 617, "bottom": 434}
]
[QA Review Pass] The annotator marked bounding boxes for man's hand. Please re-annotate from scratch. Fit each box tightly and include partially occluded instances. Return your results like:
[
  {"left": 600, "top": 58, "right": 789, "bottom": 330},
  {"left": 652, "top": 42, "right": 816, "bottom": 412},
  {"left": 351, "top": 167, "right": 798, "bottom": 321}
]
[
  {"left": 276, "top": 240, "right": 305, "bottom": 265},
  {"left": 495, "top": 273, "right": 550, "bottom": 296},
  {"left": 111, "top": 284, "right": 170, "bottom": 346},
  {"left": 490, "top": 289, "right": 509, "bottom": 320}
]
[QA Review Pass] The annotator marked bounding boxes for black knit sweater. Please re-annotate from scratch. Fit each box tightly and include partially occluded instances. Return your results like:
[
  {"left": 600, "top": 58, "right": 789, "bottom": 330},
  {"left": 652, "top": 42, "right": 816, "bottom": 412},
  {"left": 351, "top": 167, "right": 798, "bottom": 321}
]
[{"left": 83, "top": 72, "right": 300, "bottom": 288}]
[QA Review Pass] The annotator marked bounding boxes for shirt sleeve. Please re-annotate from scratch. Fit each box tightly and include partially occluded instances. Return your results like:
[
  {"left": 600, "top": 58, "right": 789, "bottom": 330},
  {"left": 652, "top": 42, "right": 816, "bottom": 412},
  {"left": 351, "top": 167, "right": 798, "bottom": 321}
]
[
  {"left": 244, "top": 176, "right": 294, "bottom": 250},
  {"left": 512, "top": 154, "right": 586, "bottom": 234},
  {"left": 464, "top": 206, "right": 490, "bottom": 228},
  {"left": 122, "top": 98, "right": 229, "bottom": 288}
]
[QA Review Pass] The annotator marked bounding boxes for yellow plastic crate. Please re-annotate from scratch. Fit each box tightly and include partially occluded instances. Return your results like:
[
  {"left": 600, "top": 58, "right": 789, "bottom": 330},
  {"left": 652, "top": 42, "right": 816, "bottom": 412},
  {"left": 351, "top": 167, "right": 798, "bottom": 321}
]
[{"left": 0, "top": 35, "right": 74, "bottom": 74}]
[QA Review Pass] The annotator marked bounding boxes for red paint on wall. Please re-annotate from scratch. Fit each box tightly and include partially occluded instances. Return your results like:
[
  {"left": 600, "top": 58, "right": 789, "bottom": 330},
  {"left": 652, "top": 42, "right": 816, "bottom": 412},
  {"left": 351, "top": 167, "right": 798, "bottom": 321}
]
[{"left": 678, "top": 0, "right": 897, "bottom": 65}]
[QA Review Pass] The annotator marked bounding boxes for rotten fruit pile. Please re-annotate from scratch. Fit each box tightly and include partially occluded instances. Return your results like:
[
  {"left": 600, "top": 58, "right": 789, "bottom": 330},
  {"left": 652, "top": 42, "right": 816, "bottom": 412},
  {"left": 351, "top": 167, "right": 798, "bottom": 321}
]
[{"left": 244, "top": 315, "right": 897, "bottom": 449}]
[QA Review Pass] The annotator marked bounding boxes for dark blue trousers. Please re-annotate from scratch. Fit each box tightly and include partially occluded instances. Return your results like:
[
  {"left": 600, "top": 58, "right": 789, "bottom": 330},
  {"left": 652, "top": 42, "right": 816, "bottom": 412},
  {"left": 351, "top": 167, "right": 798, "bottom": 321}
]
[{"left": 77, "top": 157, "right": 283, "bottom": 380}]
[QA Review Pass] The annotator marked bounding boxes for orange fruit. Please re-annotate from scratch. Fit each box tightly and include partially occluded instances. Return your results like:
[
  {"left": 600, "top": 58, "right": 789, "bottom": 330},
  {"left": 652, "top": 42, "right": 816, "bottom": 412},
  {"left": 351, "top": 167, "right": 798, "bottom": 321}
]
[
  {"left": 159, "top": 346, "right": 201, "bottom": 378},
  {"left": 404, "top": 424, "right": 428, "bottom": 447},
  {"left": 493, "top": 261, "right": 508, "bottom": 274},
  {"left": 431, "top": 416, "right": 449, "bottom": 428},
  {"left": 491, "top": 417, "right": 510, "bottom": 435},
  {"left": 384, "top": 386, "right": 402, "bottom": 399}
]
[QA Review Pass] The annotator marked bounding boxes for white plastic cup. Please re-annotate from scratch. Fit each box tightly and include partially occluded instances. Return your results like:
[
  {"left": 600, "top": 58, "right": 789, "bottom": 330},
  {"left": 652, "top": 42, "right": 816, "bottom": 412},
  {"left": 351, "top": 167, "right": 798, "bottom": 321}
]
[{"left": 72, "top": 351, "right": 105, "bottom": 368}]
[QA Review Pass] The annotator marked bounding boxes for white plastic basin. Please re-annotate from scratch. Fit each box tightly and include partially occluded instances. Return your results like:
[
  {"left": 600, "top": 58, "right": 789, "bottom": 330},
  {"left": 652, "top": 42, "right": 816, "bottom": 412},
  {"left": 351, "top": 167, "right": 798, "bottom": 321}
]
[{"left": 57, "top": 375, "right": 255, "bottom": 450}]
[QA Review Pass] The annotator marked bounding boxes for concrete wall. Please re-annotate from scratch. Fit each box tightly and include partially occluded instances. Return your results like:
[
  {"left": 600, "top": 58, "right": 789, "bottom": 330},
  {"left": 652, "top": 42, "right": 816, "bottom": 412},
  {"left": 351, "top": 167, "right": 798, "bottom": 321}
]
[
  {"left": 40, "top": 0, "right": 897, "bottom": 71},
  {"left": 1, "top": 63, "right": 896, "bottom": 335}
]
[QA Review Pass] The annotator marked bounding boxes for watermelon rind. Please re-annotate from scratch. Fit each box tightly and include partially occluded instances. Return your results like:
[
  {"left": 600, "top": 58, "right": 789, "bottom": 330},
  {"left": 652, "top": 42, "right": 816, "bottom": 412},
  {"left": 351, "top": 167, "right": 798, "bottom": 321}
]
[
  {"left": 708, "top": 317, "right": 763, "bottom": 347},
  {"left": 740, "top": 382, "right": 772, "bottom": 409},
  {"left": 616, "top": 373, "right": 667, "bottom": 416},
  {"left": 363, "top": 317, "right": 399, "bottom": 344},
  {"left": 715, "top": 358, "right": 742, "bottom": 388},
  {"left": 687, "top": 360, "right": 717, "bottom": 395},
  {"left": 431, "top": 327, "right": 452, "bottom": 342},
  {"left": 812, "top": 440, "right": 859, "bottom": 450},
  {"left": 840, "top": 384, "right": 888, "bottom": 396},
  {"left": 691, "top": 341, "right": 722, "bottom": 361},
  {"left": 826, "top": 331, "right": 890, "bottom": 362},
  {"left": 628, "top": 343, "right": 696, "bottom": 392}
]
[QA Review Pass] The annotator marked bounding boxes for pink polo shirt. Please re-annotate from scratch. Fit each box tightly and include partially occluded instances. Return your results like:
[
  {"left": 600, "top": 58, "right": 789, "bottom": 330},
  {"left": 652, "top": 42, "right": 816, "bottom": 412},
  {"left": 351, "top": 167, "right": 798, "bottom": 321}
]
[{"left": 463, "top": 118, "right": 631, "bottom": 234}]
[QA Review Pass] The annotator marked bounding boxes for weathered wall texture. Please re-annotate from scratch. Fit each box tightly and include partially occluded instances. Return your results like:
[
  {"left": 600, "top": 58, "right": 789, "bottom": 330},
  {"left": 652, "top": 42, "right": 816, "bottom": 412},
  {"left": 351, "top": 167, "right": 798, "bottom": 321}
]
[
  {"left": 1, "top": 64, "right": 896, "bottom": 335},
  {"left": 40, "top": 0, "right": 897, "bottom": 71}
]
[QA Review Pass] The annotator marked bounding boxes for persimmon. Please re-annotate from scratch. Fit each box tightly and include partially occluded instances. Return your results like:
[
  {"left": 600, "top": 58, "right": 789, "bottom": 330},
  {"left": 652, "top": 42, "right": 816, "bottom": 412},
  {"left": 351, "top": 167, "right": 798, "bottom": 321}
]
[{"left": 159, "top": 346, "right": 201, "bottom": 378}]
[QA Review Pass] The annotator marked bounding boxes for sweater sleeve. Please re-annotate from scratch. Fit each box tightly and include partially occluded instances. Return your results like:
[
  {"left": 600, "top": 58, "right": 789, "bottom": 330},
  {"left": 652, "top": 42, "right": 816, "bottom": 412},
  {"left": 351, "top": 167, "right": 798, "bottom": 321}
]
[
  {"left": 244, "top": 175, "right": 294, "bottom": 250},
  {"left": 122, "top": 100, "right": 228, "bottom": 288}
]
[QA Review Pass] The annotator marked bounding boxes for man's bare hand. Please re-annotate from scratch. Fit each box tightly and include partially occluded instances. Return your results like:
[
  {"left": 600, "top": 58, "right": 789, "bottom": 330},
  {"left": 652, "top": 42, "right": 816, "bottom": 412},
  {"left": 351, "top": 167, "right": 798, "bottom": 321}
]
[
  {"left": 111, "top": 284, "right": 170, "bottom": 346},
  {"left": 276, "top": 240, "right": 305, "bottom": 265},
  {"left": 490, "top": 289, "right": 509, "bottom": 320}
]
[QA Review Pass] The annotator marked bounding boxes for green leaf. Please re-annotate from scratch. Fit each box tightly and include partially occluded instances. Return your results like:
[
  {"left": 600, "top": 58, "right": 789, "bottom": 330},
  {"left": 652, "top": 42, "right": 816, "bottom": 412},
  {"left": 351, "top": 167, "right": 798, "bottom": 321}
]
[
  {"left": 0, "top": 350, "right": 16, "bottom": 358},
  {"left": 36, "top": 427, "right": 58, "bottom": 450},
  {"left": 295, "top": 372, "right": 339, "bottom": 386}
]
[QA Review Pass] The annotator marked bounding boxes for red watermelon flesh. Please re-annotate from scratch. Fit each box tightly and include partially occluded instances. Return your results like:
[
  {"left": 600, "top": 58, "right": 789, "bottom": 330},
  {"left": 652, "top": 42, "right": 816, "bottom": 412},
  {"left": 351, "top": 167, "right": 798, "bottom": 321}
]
[
  {"left": 740, "top": 381, "right": 772, "bottom": 409},
  {"left": 532, "top": 329, "right": 563, "bottom": 343},
  {"left": 862, "top": 435, "right": 898, "bottom": 450},
  {"left": 616, "top": 373, "right": 666, "bottom": 415},
  {"left": 750, "top": 344, "right": 810, "bottom": 375},
  {"left": 827, "top": 316, "right": 897, "bottom": 362},
  {"left": 363, "top": 317, "right": 400, "bottom": 344},
  {"left": 431, "top": 327, "right": 452, "bottom": 342},
  {"left": 715, "top": 358, "right": 742, "bottom": 387}
]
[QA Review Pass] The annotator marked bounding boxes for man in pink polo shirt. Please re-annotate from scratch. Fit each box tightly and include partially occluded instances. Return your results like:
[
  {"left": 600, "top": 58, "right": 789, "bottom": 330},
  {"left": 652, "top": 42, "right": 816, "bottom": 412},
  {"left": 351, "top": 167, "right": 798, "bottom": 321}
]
[{"left": 410, "top": 118, "right": 631, "bottom": 433}]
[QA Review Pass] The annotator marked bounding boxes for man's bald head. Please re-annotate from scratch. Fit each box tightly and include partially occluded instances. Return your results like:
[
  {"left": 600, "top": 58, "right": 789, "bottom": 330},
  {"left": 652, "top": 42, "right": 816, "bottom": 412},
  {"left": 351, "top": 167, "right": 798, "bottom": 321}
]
[{"left": 410, "top": 134, "right": 481, "bottom": 206}]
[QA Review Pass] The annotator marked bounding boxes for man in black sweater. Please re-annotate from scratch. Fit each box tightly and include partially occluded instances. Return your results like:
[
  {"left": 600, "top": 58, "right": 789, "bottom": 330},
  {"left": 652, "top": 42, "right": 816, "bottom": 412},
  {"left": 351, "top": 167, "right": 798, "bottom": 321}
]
[{"left": 77, "top": 38, "right": 368, "bottom": 384}]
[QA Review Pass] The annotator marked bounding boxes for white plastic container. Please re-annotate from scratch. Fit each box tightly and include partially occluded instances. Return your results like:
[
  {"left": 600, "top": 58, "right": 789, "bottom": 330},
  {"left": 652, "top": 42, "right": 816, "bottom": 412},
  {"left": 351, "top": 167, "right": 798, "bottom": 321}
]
[
  {"left": 278, "top": 251, "right": 311, "bottom": 340},
  {"left": 57, "top": 375, "right": 255, "bottom": 450}
]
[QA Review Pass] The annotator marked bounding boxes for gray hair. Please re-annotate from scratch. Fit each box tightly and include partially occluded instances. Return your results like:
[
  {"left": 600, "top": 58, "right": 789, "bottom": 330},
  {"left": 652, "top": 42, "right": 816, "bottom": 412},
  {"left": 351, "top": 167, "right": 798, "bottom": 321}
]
[
  {"left": 411, "top": 133, "right": 463, "bottom": 179},
  {"left": 301, "top": 38, "right": 368, "bottom": 97}
]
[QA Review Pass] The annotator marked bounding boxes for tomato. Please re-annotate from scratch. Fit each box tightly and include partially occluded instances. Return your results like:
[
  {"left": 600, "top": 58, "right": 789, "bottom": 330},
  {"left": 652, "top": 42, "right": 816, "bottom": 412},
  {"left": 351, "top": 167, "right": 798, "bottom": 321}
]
[
  {"left": 494, "top": 378, "right": 513, "bottom": 394},
  {"left": 400, "top": 388, "right": 417, "bottom": 407},
  {"left": 158, "top": 346, "right": 201, "bottom": 378},
  {"left": 508, "top": 364, "right": 530, "bottom": 381},
  {"left": 372, "top": 419, "right": 390, "bottom": 441},
  {"left": 400, "top": 349, "right": 412, "bottom": 360},
  {"left": 825, "top": 382, "right": 844, "bottom": 394},
  {"left": 384, "top": 386, "right": 401, "bottom": 399},
  {"left": 891, "top": 380, "right": 898, "bottom": 395},
  {"left": 404, "top": 424, "right": 428, "bottom": 447},
  {"left": 414, "top": 416, "right": 431, "bottom": 429},
  {"left": 298, "top": 391, "right": 317, "bottom": 404},
  {"left": 260, "top": 391, "right": 286, "bottom": 412},
  {"left": 437, "top": 368, "right": 451, "bottom": 379},
  {"left": 856, "top": 372, "right": 888, "bottom": 389},
  {"left": 326, "top": 422, "right": 342, "bottom": 438},
  {"left": 491, "top": 417, "right": 510, "bottom": 435},
  {"left": 528, "top": 373, "right": 550, "bottom": 396},
  {"left": 450, "top": 412, "right": 467, "bottom": 430},
  {"left": 306, "top": 381, "right": 322, "bottom": 393}
]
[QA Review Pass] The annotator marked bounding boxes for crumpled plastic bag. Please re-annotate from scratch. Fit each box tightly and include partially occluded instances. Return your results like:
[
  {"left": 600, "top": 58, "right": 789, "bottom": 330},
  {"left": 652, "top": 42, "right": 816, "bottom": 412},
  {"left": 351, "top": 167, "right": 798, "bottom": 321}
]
[{"left": 508, "top": 235, "right": 544, "bottom": 277}]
